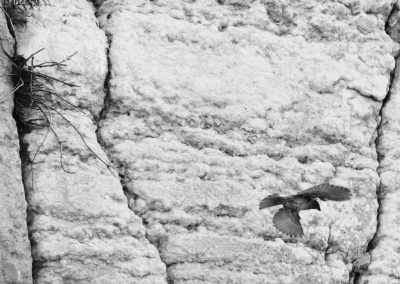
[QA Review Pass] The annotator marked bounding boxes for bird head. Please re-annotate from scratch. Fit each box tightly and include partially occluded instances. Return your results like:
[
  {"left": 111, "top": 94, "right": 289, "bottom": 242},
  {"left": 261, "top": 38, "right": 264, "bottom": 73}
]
[{"left": 311, "top": 200, "right": 321, "bottom": 211}]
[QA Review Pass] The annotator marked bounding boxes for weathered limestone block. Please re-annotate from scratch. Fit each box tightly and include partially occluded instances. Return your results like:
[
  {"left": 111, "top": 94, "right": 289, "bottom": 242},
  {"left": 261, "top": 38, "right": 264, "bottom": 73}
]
[
  {"left": 356, "top": 3, "right": 400, "bottom": 283},
  {"left": 162, "top": 233, "right": 331, "bottom": 284},
  {"left": 0, "top": 10, "right": 32, "bottom": 284},
  {"left": 14, "top": 1, "right": 166, "bottom": 282},
  {"left": 96, "top": 0, "right": 397, "bottom": 283},
  {"left": 358, "top": 49, "right": 400, "bottom": 283}
]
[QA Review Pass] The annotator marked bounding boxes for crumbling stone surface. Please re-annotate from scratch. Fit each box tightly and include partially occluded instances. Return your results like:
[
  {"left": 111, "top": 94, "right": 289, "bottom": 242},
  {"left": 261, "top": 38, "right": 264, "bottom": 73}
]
[
  {"left": 13, "top": 1, "right": 166, "bottom": 282},
  {"left": 3, "top": 0, "right": 400, "bottom": 283},
  {"left": 0, "top": 10, "right": 32, "bottom": 284},
  {"left": 358, "top": 33, "right": 400, "bottom": 284},
  {"left": 95, "top": 0, "right": 398, "bottom": 283}
]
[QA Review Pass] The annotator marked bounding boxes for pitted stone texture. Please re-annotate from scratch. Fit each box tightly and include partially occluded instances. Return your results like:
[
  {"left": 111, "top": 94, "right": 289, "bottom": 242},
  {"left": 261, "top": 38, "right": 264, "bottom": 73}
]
[
  {"left": 0, "top": 11, "right": 32, "bottom": 284},
  {"left": 96, "top": 0, "right": 397, "bottom": 283},
  {"left": 162, "top": 233, "right": 331, "bottom": 284},
  {"left": 358, "top": 58, "right": 400, "bottom": 282},
  {"left": 15, "top": 0, "right": 166, "bottom": 283},
  {"left": 357, "top": 2, "right": 400, "bottom": 283}
]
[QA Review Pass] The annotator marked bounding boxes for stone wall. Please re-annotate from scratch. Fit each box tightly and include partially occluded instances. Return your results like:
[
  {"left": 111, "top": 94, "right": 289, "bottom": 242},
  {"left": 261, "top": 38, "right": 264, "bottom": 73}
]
[
  {"left": 358, "top": 3, "right": 400, "bottom": 283},
  {"left": 1, "top": 0, "right": 400, "bottom": 283},
  {"left": 0, "top": 10, "right": 32, "bottom": 284},
  {"left": 7, "top": 1, "right": 166, "bottom": 283}
]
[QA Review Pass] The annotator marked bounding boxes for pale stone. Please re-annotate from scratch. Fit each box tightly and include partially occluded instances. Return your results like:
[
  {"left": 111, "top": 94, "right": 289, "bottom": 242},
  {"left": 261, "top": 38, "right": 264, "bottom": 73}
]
[
  {"left": 96, "top": 0, "right": 396, "bottom": 283},
  {"left": 162, "top": 233, "right": 331, "bottom": 284},
  {"left": 0, "top": 9, "right": 32, "bottom": 284},
  {"left": 13, "top": 0, "right": 166, "bottom": 282},
  {"left": 358, "top": 55, "right": 400, "bottom": 282},
  {"left": 2, "top": 0, "right": 399, "bottom": 282}
]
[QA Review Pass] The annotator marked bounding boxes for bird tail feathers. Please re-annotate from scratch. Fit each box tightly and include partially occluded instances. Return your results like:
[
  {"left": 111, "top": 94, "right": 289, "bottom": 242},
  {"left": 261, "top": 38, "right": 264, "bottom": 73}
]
[{"left": 259, "top": 193, "right": 284, "bottom": 209}]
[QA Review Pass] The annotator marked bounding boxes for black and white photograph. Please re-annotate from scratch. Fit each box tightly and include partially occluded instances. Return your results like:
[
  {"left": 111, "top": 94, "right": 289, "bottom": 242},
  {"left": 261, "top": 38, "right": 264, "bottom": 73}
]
[{"left": 0, "top": 0, "right": 398, "bottom": 283}]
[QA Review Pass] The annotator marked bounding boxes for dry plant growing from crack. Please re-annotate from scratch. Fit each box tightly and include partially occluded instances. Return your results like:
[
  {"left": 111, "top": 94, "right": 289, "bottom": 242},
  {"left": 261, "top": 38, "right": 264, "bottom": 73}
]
[
  {"left": 0, "top": 1, "right": 112, "bottom": 185},
  {"left": 1, "top": 0, "right": 45, "bottom": 26}
]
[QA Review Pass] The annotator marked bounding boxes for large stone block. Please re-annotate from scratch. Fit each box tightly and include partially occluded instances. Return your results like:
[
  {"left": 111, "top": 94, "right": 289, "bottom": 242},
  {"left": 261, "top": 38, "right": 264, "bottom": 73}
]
[
  {"left": 13, "top": 1, "right": 166, "bottom": 282},
  {"left": 0, "top": 9, "right": 32, "bottom": 284},
  {"left": 96, "top": 0, "right": 397, "bottom": 282}
]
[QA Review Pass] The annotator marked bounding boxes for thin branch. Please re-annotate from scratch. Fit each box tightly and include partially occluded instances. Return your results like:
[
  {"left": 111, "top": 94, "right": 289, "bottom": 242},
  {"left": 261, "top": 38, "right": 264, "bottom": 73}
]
[
  {"left": 36, "top": 103, "right": 75, "bottom": 174},
  {"left": 24, "top": 69, "right": 78, "bottom": 87},
  {"left": 35, "top": 52, "right": 77, "bottom": 68},
  {"left": 40, "top": 89, "right": 86, "bottom": 114},
  {"left": 2, "top": 32, "right": 112, "bottom": 178},
  {"left": 24, "top": 48, "right": 45, "bottom": 63},
  {"left": 28, "top": 115, "right": 50, "bottom": 188},
  {"left": 49, "top": 106, "right": 112, "bottom": 172}
]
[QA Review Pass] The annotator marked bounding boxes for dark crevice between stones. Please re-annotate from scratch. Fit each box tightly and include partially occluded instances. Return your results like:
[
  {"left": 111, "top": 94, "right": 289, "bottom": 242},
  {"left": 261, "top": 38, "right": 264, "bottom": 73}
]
[
  {"left": 90, "top": 2, "right": 169, "bottom": 281},
  {"left": 350, "top": 3, "right": 400, "bottom": 283},
  {"left": 349, "top": 79, "right": 394, "bottom": 282},
  {"left": 1, "top": 9, "right": 36, "bottom": 283},
  {"left": 17, "top": 140, "right": 39, "bottom": 282},
  {"left": 95, "top": 34, "right": 112, "bottom": 124},
  {"left": 324, "top": 223, "right": 333, "bottom": 263}
]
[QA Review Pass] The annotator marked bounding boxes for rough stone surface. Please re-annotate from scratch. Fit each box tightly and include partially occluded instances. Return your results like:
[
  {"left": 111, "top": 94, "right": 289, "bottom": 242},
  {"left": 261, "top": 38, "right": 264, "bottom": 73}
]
[
  {"left": 95, "top": 0, "right": 397, "bottom": 283},
  {"left": 0, "top": 10, "right": 33, "bottom": 284},
  {"left": 162, "top": 233, "right": 331, "bottom": 284},
  {"left": 358, "top": 4, "right": 400, "bottom": 282},
  {"left": 2, "top": 0, "right": 400, "bottom": 283},
  {"left": 13, "top": 1, "right": 166, "bottom": 283}
]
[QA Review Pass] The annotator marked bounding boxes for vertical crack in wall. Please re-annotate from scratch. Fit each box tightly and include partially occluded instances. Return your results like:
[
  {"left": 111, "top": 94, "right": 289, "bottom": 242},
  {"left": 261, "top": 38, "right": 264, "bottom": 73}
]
[
  {"left": 324, "top": 223, "right": 332, "bottom": 262},
  {"left": 87, "top": 2, "right": 400, "bottom": 283},
  {"left": 1, "top": 11, "right": 36, "bottom": 282},
  {"left": 91, "top": 3, "right": 169, "bottom": 282},
  {"left": 16, "top": 142, "right": 37, "bottom": 280},
  {"left": 351, "top": 3, "right": 400, "bottom": 283},
  {"left": 96, "top": 32, "right": 111, "bottom": 123}
]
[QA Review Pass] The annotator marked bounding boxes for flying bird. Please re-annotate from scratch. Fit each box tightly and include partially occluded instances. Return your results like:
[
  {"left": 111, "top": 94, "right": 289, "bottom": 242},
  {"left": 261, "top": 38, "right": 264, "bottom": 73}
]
[{"left": 259, "top": 184, "right": 351, "bottom": 237}]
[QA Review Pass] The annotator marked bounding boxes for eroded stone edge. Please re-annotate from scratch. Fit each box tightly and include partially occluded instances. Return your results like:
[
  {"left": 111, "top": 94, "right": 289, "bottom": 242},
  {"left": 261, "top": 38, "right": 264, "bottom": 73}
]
[
  {"left": 89, "top": 1, "right": 400, "bottom": 284},
  {"left": 351, "top": 2, "right": 400, "bottom": 283},
  {"left": 91, "top": 2, "right": 170, "bottom": 282},
  {"left": 0, "top": 6, "right": 34, "bottom": 284}
]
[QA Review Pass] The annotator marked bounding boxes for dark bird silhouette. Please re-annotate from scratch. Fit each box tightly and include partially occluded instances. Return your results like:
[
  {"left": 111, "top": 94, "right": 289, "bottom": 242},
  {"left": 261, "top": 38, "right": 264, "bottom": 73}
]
[{"left": 259, "top": 184, "right": 351, "bottom": 237}]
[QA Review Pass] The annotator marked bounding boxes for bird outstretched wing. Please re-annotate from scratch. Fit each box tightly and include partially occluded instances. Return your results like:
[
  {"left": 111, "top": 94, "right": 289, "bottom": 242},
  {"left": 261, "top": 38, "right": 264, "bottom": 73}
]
[
  {"left": 259, "top": 193, "right": 285, "bottom": 209},
  {"left": 273, "top": 208, "right": 304, "bottom": 237},
  {"left": 294, "top": 184, "right": 351, "bottom": 201}
]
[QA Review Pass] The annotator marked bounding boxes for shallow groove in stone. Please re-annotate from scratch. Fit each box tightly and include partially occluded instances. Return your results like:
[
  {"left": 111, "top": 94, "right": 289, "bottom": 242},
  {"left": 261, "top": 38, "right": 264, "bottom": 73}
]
[
  {"left": 79, "top": 1, "right": 397, "bottom": 283},
  {"left": 2, "top": 12, "right": 36, "bottom": 283},
  {"left": 90, "top": 2, "right": 169, "bottom": 282},
  {"left": 351, "top": 3, "right": 400, "bottom": 283}
]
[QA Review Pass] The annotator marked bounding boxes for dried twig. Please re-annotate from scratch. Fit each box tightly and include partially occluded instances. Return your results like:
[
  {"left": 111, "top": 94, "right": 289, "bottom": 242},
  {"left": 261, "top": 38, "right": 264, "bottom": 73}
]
[
  {"left": 10, "top": 50, "right": 113, "bottom": 176},
  {"left": 0, "top": 4, "right": 113, "bottom": 185},
  {"left": 1, "top": 0, "right": 47, "bottom": 26}
]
